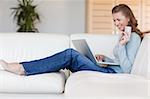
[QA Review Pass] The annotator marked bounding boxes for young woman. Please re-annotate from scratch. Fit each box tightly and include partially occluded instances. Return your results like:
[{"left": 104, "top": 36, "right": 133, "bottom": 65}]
[{"left": 0, "top": 4, "right": 142, "bottom": 76}]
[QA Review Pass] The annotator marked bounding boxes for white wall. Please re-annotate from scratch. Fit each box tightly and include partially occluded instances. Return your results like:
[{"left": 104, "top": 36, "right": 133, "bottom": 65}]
[{"left": 0, "top": 0, "right": 85, "bottom": 34}]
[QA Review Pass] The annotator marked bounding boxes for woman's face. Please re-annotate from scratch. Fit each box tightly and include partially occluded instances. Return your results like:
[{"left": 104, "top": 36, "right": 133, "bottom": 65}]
[{"left": 112, "top": 11, "right": 130, "bottom": 31}]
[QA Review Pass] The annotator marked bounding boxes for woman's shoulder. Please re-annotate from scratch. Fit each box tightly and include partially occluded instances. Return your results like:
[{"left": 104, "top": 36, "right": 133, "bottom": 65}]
[
  {"left": 131, "top": 32, "right": 141, "bottom": 41},
  {"left": 126, "top": 32, "right": 141, "bottom": 51}
]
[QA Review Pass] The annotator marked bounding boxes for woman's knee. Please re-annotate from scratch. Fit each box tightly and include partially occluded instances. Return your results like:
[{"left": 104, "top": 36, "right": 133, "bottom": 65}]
[
  {"left": 65, "top": 48, "right": 79, "bottom": 55},
  {"left": 65, "top": 48, "right": 74, "bottom": 52}
]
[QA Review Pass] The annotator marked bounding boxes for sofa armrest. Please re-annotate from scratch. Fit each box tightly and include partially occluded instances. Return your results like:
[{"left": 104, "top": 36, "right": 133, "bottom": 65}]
[{"left": 131, "top": 34, "right": 150, "bottom": 80}]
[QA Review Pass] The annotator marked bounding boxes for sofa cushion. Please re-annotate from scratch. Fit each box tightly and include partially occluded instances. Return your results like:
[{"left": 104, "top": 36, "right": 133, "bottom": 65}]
[
  {"left": 65, "top": 71, "right": 148, "bottom": 97},
  {"left": 0, "top": 33, "right": 70, "bottom": 93},
  {"left": 0, "top": 71, "right": 66, "bottom": 93},
  {"left": 0, "top": 33, "right": 69, "bottom": 62}
]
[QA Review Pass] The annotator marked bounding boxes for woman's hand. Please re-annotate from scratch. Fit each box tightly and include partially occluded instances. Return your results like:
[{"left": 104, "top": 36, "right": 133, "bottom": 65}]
[
  {"left": 95, "top": 54, "right": 105, "bottom": 62},
  {"left": 119, "top": 31, "right": 130, "bottom": 45}
]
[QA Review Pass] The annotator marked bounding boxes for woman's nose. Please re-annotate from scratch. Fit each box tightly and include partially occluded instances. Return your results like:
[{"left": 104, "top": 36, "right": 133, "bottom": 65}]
[{"left": 115, "top": 20, "right": 119, "bottom": 26}]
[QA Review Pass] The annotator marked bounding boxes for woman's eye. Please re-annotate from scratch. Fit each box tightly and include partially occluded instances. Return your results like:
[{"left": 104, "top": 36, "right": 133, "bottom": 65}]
[{"left": 117, "top": 19, "right": 120, "bottom": 21}]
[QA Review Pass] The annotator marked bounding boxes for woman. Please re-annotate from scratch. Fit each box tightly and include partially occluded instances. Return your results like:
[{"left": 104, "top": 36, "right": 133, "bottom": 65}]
[{"left": 0, "top": 4, "right": 142, "bottom": 76}]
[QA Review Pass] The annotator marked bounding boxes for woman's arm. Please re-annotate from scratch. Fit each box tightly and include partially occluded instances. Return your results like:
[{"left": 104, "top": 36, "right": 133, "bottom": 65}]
[{"left": 117, "top": 33, "right": 141, "bottom": 73}]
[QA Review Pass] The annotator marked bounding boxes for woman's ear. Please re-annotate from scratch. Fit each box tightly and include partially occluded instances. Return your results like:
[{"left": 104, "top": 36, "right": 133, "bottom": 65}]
[
  {"left": 128, "top": 18, "right": 130, "bottom": 23},
  {"left": 127, "top": 18, "right": 131, "bottom": 25}
]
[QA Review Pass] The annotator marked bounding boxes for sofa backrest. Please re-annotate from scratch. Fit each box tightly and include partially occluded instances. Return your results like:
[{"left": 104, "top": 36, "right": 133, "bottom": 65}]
[
  {"left": 131, "top": 34, "right": 150, "bottom": 79},
  {"left": 0, "top": 33, "right": 149, "bottom": 79},
  {"left": 70, "top": 34, "right": 119, "bottom": 60},
  {"left": 0, "top": 33, "right": 69, "bottom": 62}
]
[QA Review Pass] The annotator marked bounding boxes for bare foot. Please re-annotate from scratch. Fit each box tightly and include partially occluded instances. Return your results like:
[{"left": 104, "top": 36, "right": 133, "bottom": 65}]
[{"left": 0, "top": 60, "right": 8, "bottom": 70}]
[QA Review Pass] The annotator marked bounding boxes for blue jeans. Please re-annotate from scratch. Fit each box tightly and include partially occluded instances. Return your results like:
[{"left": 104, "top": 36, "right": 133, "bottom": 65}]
[{"left": 20, "top": 48, "right": 116, "bottom": 75}]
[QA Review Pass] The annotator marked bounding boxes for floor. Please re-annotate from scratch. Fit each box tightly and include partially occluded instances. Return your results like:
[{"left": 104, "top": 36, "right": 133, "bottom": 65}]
[
  {"left": 0, "top": 93, "right": 64, "bottom": 99},
  {"left": 0, "top": 93, "right": 149, "bottom": 99}
]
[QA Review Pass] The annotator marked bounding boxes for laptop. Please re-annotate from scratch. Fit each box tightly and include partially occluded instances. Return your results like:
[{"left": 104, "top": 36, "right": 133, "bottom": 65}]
[{"left": 72, "top": 39, "right": 119, "bottom": 66}]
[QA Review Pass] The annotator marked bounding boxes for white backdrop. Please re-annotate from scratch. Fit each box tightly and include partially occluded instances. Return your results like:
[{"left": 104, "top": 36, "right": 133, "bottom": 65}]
[{"left": 0, "top": 0, "right": 85, "bottom": 34}]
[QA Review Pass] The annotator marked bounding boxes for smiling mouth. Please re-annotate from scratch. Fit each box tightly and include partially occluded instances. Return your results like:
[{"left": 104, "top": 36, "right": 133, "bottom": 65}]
[
  {"left": 117, "top": 26, "right": 121, "bottom": 29},
  {"left": 118, "top": 26, "right": 123, "bottom": 30}
]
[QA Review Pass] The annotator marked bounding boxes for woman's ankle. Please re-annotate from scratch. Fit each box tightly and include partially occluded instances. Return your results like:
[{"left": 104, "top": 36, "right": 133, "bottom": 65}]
[{"left": 0, "top": 60, "right": 8, "bottom": 70}]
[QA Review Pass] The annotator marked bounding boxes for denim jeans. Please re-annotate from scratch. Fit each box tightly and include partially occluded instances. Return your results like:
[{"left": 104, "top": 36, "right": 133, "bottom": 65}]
[{"left": 21, "top": 48, "right": 116, "bottom": 75}]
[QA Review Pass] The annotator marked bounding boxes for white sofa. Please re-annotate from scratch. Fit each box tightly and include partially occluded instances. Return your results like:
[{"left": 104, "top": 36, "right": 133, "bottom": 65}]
[{"left": 0, "top": 33, "right": 149, "bottom": 99}]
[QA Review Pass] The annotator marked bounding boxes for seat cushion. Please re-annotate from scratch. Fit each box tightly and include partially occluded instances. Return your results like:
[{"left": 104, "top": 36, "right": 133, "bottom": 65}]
[
  {"left": 65, "top": 71, "right": 148, "bottom": 97},
  {"left": 0, "top": 71, "right": 66, "bottom": 93}
]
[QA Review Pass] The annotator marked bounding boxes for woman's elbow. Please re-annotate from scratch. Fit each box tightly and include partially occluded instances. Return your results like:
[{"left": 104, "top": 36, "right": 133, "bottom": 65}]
[{"left": 121, "top": 63, "right": 132, "bottom": 73}]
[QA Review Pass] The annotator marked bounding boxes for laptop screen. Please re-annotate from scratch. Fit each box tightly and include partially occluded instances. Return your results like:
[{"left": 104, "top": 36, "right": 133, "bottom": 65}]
[{"left": 72, "top": 39, "right": 97, "bottom": 64}]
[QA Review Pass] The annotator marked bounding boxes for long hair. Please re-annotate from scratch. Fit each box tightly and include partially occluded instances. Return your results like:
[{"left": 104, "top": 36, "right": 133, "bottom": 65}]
[{"left": 112, "top": 4, "right": 143, "bottom": 38}]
